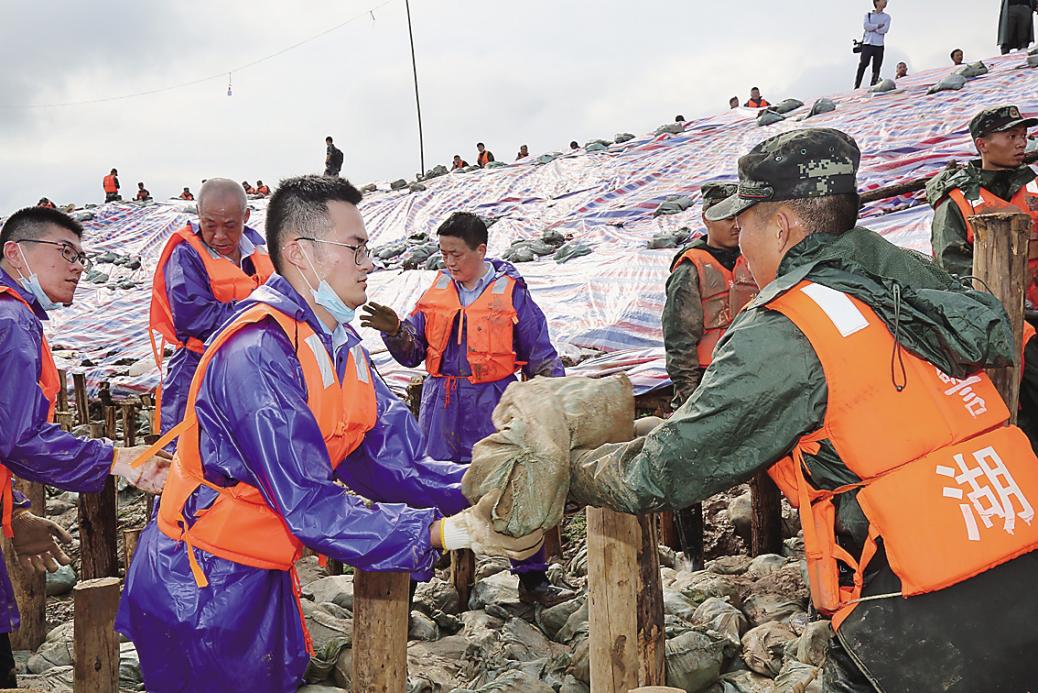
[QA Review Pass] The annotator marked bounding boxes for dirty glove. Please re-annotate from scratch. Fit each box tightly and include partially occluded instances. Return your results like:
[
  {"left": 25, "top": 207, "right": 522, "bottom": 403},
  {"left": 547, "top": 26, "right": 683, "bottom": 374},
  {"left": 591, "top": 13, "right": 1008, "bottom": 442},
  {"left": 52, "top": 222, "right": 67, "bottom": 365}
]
[
  {"left": 360, "top": 302, "right": 401, "bottom": 336},
  {"left": 10, "top": 509, "right": 73, "bottom": 575},
  {"left": 111, "top": 446, "right": 173, "bottom": 494},
  {"left": 441, "top": 492, "right": 544, "bottom": 561}
]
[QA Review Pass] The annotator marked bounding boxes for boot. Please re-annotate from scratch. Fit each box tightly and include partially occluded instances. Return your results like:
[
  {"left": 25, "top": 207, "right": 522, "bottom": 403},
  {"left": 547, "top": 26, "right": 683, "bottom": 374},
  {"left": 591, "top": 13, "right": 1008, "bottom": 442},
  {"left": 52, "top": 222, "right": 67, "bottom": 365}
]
[{"left": 517, "top": 571, "right": 576, "bottom": 607}]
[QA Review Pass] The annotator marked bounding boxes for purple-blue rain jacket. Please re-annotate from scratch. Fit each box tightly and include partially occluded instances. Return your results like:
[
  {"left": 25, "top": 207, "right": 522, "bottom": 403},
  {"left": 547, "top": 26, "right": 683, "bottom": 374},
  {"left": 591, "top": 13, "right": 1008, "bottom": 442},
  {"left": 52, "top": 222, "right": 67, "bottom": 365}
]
[
  {"left": 116, "top": 274, "right": 468, "bottom": 693},
  {"left": 0, "top": 268, "right": 114, "bottom": 633},
  {"left": 159, "top": 224, "right": 268, "bottom": 438},
  {"left": 382, "top": 259, "right": 565, "bottom": 463}
]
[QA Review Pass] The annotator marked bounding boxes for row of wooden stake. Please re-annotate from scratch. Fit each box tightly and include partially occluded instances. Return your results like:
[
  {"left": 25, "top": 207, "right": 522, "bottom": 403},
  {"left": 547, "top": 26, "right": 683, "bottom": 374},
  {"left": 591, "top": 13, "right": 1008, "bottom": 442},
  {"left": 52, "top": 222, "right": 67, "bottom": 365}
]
[{"left": 10, "top": 210, "right": 1028, "bottom": 693}]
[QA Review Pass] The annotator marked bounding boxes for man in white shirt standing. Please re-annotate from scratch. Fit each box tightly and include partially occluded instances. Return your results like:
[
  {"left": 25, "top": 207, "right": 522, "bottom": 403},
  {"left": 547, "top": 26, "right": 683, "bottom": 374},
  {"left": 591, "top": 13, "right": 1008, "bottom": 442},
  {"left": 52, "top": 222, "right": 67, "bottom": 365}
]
[{"left": 855, "top": 0, "right": 891, "bottom": 89}]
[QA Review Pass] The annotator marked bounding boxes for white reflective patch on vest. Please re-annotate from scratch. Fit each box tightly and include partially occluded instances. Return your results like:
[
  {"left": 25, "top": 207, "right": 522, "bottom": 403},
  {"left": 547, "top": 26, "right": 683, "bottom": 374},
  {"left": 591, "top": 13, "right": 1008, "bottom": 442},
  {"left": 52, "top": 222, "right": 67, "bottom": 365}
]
[
  {"left": 350, "top": 345, "right": 370, "bottom": 384},
  {"left": 304, "top": 334, "right": 335, "bottom": 388},
  {"left": 491, "top": 277, "right": 509, "bottom": 295},
  {"left": 1027, "top": 180, "right": 1038, "bottom": 195},
  {"left": 967, "top": 194, "right": 984, "bottom": 208},
  {"left": 799, "top": 283, "right": 868, "bottom": 337},
  {"left": 435, "top": 274, "right": 452, "bottom": 290}
]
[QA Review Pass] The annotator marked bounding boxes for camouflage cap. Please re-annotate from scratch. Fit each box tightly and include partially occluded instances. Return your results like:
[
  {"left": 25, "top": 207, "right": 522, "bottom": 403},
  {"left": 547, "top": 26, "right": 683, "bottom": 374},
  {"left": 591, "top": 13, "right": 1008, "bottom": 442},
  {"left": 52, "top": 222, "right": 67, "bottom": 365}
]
[
  {"left": 700, "top": 183, "right": 739, "bottom": 215},
  {"left": 705, "top": 128, "right": 861, "bottom": 222},
  {"left": 969, "top": 105, "right": 1038, "bottom": 140}
]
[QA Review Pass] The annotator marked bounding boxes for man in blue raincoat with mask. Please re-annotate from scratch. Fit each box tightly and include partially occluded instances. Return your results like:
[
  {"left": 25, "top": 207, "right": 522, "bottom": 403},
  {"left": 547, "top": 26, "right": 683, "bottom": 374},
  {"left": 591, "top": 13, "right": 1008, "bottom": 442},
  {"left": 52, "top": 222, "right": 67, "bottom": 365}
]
[
  {"left": 360, "top": 211, "right": 573, "bottom": 606},
  {"left": 116, "top": 176, "right": 543, "bottom": 693}
]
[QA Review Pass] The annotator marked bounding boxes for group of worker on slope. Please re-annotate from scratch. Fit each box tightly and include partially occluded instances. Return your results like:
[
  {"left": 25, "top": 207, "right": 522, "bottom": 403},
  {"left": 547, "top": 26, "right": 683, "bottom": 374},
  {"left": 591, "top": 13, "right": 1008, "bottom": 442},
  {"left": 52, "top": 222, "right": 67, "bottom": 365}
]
[{"left": 0, "top": 102, "right": 1037, "bottom": 691}]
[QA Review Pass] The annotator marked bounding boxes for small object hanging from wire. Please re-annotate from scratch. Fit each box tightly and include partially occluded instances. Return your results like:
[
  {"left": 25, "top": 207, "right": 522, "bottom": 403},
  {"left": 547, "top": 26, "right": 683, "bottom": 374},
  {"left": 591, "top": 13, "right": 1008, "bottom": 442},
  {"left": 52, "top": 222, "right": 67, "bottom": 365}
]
[
  {"left": 226, "top": 72, "right": 233, "bottom": 97},
  {"left": 370, "top": 10, "right": 375, "bottom": 22}
]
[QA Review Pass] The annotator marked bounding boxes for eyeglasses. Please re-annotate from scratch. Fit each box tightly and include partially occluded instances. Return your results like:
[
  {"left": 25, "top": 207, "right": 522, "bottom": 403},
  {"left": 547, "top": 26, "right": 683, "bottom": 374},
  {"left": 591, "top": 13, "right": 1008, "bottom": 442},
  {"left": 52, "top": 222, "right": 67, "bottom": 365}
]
[
  {"left": 298, "top": 237, "right": 370, "bottom": 266},
  {"left": 18, "top": 239, "right": 88, "bottom": 265}
]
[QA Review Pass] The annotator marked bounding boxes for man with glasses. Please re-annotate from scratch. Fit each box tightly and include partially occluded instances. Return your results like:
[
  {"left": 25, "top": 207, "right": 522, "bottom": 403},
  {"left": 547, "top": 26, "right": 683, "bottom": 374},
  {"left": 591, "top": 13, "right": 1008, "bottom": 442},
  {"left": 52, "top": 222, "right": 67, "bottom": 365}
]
[
  {"left": 0, "top": 207, "right": 170, "bottom": 687},
  {"left": 117, "top": 176, "right": 542, "bottom": 692},
  {"left": 149, "top": 178, "right": 274, "bottom": 442},
  {"left": 360, "top": 211, "right": 574, "bottom": 606}
]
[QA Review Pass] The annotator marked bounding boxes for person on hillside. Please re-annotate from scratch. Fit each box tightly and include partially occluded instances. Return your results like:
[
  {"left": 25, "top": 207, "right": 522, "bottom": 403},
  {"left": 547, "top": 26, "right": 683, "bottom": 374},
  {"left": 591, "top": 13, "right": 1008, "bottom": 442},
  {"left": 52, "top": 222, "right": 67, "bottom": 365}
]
[
  {"left": 360, "top": 212, "right": 574, "bottom": 606},
  {"left": 255, "top": 181, "right": 271, "bottom": 197},
  {"left": 744, "top": 87, "right": 770, "bottom": 108},
  {"left": 451, "top": 154, "right": 469, "bottom": 171},
  {"left": 325, "top": 136, "right": 344, "bottom": 177},
  {"left": 103, "top": 168, "right": 120, "bottom": 202},
  {"left": 854, "top": 0, "right": 891, "bottom": 89},
  {"left": 895, "top": 61, "right": 909, "bottom": 79},
  {"left": 36, "top": 198, "right": 55, "bottom": 209},
  {"left": 729, "top": 96, "right": 740, "bottom": 109},
  {"left": 476, "top": 142, "right": 495, "bottom": 167},
  {"left": 950, "top": 48, "right": 965, "bottom": 65},
  {"left": 242, "top": 181, "right": 255, "bottom": 195},
  {"left": 516, "top": 144, "right": 529, "bottom": 160},
  {"left": 135, "top": 182, "right": 152, "bottom": 202},
  {"left": 178, "top": 188, "right": 194, "bottom": 201},
  {"left": 569, "top": 140, "right": 579, "bottom": 151},
  {"left": 998, "top": 0, "right": 1037, "bottom": 54}
]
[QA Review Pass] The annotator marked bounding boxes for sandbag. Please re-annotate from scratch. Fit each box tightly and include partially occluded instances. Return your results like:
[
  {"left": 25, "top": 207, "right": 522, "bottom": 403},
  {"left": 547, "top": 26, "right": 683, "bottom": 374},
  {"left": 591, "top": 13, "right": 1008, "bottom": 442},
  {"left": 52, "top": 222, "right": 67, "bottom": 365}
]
[
  {"left": 807, "top": 98, "right": 836, "bottom": 117},
  {"left": 773, "top": 660, "right": 822, "bottom": 693},
  {"left": 691, "top": 597, "right": 748, "bottom": 647},
  {"left": 1026, "top": 54, "right": 1038, "bottom": 68},
  {"left": 462, "top": 375, "right": 635, "bottom": 537},
  {"left": 664, "top": 631, "right": 727, "bottom": 692},
  {"left": 656, "top": 122, "right": 685, "bottom": 136},
  {"left": 390, "top": 178, "right": 408, "bottom": 190},
  {"left": 741, "top": 621, "right": 796, "bottom": 677},
  {"left": 615, "top": 132, "right": 635, "bottom": 143},
  {"left": 772, "top": 98, "right": 804, "bottom": 114},
  {"left": 757, "top": 110, "right": 786, "bottom": 126},
  {"left": 554, "top": 241, "right": 593, "bottom": 264},
  {"left": 955, "top": 60, "right": 988, "bottom": 78},
  {"left": 868, "top": 78, "right": 896, "bottom": 93},
  {"left": 927, "top": 73, "right": 966, "bottom": 94},
  {"left": 585, "top": 142, "right": 609, "bottom": 153}
]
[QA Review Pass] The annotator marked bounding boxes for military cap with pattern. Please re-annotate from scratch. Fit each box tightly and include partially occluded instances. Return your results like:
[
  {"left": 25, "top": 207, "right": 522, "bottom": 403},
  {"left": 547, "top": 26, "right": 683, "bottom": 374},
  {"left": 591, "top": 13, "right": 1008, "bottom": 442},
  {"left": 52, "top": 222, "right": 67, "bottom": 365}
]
[
  {"left": 700, "top": 183, "right": 739, "bottom": 214},
  {"left": 705, "top": 128, "right": 861, "bottom": 221},
  {"left": 969, "top": 105, "right": 1038, "bottom": 140}
]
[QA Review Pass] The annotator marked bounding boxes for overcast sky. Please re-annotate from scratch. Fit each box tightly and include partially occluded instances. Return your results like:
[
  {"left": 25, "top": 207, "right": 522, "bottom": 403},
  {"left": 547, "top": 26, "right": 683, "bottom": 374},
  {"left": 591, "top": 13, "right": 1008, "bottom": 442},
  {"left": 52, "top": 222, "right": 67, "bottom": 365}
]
[{"left": 0, "top": 0, "right": 1019, "bottom": 215}]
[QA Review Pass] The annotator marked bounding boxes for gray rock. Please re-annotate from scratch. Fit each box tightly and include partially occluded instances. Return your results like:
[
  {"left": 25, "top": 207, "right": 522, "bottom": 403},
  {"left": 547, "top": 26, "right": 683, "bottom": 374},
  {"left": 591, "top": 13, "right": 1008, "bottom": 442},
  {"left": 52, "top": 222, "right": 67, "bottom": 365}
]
[
  {"left": 796, "top": 620, "right": 830, "bottom": 666},
  {"left": 741, "top": 621, "right": 797, "bottom": 676},
  {"left": 742, "top": 593, "right": 803, "bottom": 627},
  {"left": 746, "top": 553, "right": 788, "bottom": 579},
  {"left": 413, "top": 577, "right": 461, "bottom": 615},
  {"left": 408, "top": 610, "right": 440, "bottom": 641},
  {"left": 665, "top": 631, "right": 727, "bottom": 692},
  {"left": 45, "top": 565, "right": 77, "bottom": 597},
  {"left": 302, "top": 575, "right": 354, "bottom": 610}
]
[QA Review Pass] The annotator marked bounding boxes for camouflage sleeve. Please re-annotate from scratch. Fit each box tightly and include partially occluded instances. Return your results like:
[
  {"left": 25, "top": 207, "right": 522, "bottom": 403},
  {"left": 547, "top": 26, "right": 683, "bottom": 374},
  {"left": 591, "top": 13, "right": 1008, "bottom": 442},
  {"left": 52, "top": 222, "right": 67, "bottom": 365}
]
[
  {"left": 568, "top": 308, "right": 827, "bottom": 513},
  {"left": 930, "top": 198, "right": 973, "bottom": 278},
  {"left": 663, "top": 262, "right": 705, "bottom": 408}
]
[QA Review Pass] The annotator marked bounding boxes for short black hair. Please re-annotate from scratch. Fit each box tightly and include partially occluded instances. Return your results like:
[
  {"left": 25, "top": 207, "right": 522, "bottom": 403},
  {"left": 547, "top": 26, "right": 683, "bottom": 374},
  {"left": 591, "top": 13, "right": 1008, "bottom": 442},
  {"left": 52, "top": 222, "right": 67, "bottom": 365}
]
[
  {"left": 756, "top": 193, "right": 860, "bottom": 235},
  {"left": 569, "top": 140, "right": 578, "bottom": 148},
  {"left": 1, "top": 207, "right": 84, "bottom": 246},
  {"left": 266, "top": 175, "right": 363, "bottom": 272},
  {"left": 477, "top": 142, "right": 485, "bottom": 148},
  {"left": 951, "top": 48, "right": 962, "bottom": 59},
  {"left": 751, "top": 86, "right": 760, "bottom": 92},
  {"left": 437, "top": 212, "right": 487, "bottom": 250},
  {"left": 326, "top": 136, "right": 334, "bottom": 142}
]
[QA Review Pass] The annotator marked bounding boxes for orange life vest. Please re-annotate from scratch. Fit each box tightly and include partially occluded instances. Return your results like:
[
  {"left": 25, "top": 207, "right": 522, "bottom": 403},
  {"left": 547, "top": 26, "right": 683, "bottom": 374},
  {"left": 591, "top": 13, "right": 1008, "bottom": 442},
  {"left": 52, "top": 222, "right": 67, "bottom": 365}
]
[
  {"left": 178, "top": 192, "right": 194, "bottom": 201},
  {"left": 764, "top": 280, "right": 1038, "bottom": 630},
  {"left": 257, "top": 185, "right": 270, "bottom": 195},
  {"left": 946, "top": 181, "right": 1038, "bottom": 304},
  {"left": 415, "top": 271, "right": 520, "bottom": 384},
  {"left": 148, "top": 226, "right": 275, "bottom": 428},
  {"left": 152, "top": 302, "right": 377, "bottom": 651},
  {"left": 745, "top": 98, "right": 770, "bottom": 108},
  {"left": 0, "top": 286, "right": 61, "bottom": 538},
  {"left": 671, "top": 248, "right": 759, "bottom": 367},
  {"left": 477, "top": 151, "right": 491, "bottom": 167},
  {"left": 103, "top": 175, "right": 118, "bottom": 193}
]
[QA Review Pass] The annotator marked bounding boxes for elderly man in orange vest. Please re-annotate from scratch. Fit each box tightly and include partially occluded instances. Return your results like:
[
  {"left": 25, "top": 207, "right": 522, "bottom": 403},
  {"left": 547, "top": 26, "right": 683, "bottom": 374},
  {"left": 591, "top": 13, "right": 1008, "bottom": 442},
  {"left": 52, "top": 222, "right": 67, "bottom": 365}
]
[
  {"left": 149, "top": 178, "right": 274, "bottom": 440},
  {"left": 539, "top": 128, "right": 1038, "bottom": 689}
]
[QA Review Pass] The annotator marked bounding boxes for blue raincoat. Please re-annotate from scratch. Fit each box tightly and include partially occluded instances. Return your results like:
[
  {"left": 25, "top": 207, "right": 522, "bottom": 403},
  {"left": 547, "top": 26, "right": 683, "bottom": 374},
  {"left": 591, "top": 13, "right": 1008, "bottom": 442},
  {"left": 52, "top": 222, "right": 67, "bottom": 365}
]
[
  {"left": 0, "top": 268, "right": 115, "bottom": 632},
  {"left": 158, "top": 224, "right": 269, "bottom": 439},
  {"left": 116, "top": 275, "right": 468, "bottom": 693},
  {"left": 381, "top": 258, "right": 564, "bottom": 573}
]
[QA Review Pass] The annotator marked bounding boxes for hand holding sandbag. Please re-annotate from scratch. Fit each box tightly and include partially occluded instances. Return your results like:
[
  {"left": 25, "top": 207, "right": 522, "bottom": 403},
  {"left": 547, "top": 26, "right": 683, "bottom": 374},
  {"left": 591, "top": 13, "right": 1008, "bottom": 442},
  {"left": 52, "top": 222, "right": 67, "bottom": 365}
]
[{"left": 441, "top": 492, "right": 544, "bottom": 561}]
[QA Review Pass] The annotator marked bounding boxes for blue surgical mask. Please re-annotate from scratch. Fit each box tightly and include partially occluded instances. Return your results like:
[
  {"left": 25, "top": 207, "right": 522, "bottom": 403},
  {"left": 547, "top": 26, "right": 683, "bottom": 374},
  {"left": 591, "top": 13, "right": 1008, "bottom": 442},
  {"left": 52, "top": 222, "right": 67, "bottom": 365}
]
[
  {"left": 301, "top": 251, "right": 356, "bottom": 325},
  {"left": 16, "top": 245, "right": 62, "bottom": 312}
]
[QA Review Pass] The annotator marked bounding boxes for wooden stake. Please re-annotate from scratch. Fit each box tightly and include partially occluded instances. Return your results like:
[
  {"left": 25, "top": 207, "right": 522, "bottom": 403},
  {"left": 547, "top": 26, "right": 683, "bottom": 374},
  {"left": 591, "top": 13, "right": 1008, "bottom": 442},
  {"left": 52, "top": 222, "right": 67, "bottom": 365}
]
[
  {"left": 72, "top": 372, "right": 89, "bottom": 426},
  {"left": 750, "top": 473, "right": 783, "bottom": 556},
  {"left": 543, "top": 525, "right": 563, "bottom": 560},
  {"left": 586, "top": 508, "right": 665, "bottom": 692},
  {"left": 352, "top": 569, "right": 409, "bottom": 692},
  {"left": 121, "top": 404, "right": 137, "bottom": 446},
  {"left": 78, "top": 469, "right": 119, "bottom": 580},
  {"left": 971, "top": 211, "right": 1031, "bottom": 420},
  {"left": 122, "top": 528, "right": 142, "bottom": 573},
  {"left": 450, "top": 549, "right": 475, "bottom": 610},
  {"left": 103, "top": 405, "right": 117, "bottom": 439},
  {"left": 56, "top": 369, "right": 69, "bottom": 413},
  {"left": 73, "top": 577, "right": 121, "bottom": 693},
  {"left": 658, "top": 512, "right": 679, "bottom": 551},
  {"left": 3, "top": 480, "right": 46, "bottom": 650}
]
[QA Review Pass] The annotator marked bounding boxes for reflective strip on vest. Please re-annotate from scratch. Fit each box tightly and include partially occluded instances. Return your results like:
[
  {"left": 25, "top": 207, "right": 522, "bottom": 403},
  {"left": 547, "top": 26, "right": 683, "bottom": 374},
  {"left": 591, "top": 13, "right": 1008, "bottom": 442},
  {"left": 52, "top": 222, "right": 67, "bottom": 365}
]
[
  {"left": 765, "top": 280, "right": 1038, "bottom": 626},
  {"left": 304, "top": 334, "right": 335, "bottom": 389}
]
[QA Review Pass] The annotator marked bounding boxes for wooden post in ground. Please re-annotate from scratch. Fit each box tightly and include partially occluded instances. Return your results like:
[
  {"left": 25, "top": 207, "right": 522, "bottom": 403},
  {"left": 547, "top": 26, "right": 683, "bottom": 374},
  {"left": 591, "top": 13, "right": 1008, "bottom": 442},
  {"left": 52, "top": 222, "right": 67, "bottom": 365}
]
[
  {"left": 79, "top": 419, "right": 119, "bottom": 580},
  {"left": 749, "top": 473, "right": 783, "bottom": 556},
  {"left": 450, "top": 549, "right": 475, "bottom": 610},
  {"left": 352, "top": 569, "right": 409, "bottom": 692},
  {"left": 586, "top": 508, "right": 665, "bottom": 692},
  {"left": 103, "top": 405, "right": 117, "bottom": 439},
  {"left": 971, "top": 211, "right": 1031, "bottom": 420},
  {"left": 72, "top": 372, "right": 89, "bottom": 426},
  {"left": 73, "top": 577, "right": 121, "bottom": 693},
  {"left": 121, "top": 403, "right": 137, "bottom": 446},
  {"left": 543, "top": 525, "right": 564, "bottom": 560},
  {"left": 658, "top": 512, "right": 679, "bottom": 551},
  {"left": 122, "top": 529, "right": 142, "bottom": 573},
  {"left": 3, "top": 479, "right": 47, "bottom": 650}
]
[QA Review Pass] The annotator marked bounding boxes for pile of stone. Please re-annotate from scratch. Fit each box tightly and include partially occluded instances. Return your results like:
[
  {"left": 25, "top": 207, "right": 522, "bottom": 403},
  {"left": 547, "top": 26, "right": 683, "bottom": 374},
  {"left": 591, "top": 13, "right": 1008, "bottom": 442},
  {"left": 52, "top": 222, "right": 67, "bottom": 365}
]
[{"left": 81, "top": 251, "right": 145, "bottom": 290}]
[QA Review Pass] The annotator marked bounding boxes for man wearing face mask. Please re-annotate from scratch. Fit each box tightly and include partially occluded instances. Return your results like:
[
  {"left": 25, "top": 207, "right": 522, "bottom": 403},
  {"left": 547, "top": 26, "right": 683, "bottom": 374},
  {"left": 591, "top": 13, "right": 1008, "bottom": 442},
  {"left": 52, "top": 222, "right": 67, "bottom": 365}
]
[
  {"left": 116, "top": 176, "right": 543, "bottom": 693},
  {"left": 360, "top": 212, "right": 572, "bottom": 606},
  {"left": 149, "top": 178, "right": 275, "bottom": 440},
  {"left": 530, "top": 129, "right": 1038, "bottom": 690},
  {"left": 0, "top": 207, "right": 170, "bottom": 687}
]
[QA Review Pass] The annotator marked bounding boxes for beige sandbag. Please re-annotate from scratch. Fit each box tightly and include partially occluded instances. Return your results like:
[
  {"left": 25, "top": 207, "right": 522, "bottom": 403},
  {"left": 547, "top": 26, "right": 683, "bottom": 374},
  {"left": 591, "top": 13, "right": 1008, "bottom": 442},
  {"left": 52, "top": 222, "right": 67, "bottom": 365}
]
[{"left": 462, "top": 374, "right": 635, "bottom": 537}]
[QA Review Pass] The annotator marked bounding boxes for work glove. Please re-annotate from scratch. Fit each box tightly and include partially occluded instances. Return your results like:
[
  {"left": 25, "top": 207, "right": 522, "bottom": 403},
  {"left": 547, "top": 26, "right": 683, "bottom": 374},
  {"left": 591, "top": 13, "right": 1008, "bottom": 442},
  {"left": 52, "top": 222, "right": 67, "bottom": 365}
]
[
  {"left": 360, "top": 302, "right": 401, "bottom": 336},
  {"left": 441, "top": 492, "right": 544, "bottom": 561},
  {"left": 9, "top": 509, "right": 73, "bottom": 575},
  {"left": 111, "top": 446, "right": 173, "bottom": 494}
]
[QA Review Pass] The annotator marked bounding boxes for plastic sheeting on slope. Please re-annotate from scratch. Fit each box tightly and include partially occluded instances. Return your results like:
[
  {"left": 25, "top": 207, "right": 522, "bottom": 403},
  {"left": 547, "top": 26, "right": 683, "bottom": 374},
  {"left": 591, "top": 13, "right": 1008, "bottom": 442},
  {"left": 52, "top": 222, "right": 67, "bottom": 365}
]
[{"left": 25, "top": 51, "right": 1038, "bottom": 398}]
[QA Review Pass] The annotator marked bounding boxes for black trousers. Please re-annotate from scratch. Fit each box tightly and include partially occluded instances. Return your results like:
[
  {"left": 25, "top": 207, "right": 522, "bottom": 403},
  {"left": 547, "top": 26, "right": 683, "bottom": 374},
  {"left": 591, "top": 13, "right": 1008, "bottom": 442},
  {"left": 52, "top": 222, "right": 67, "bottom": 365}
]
[
  {"left": 1001, "top": 5, "right": 1034, "bottom": 53},
  {"left": 0, "top": 633, "right": 16, "bottom": 687},
  {"left": 854, "top": 44, "right": 885, "bottom": 88}
]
